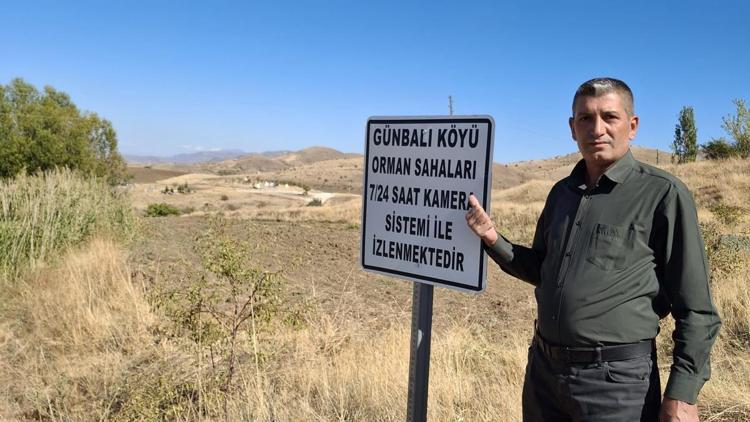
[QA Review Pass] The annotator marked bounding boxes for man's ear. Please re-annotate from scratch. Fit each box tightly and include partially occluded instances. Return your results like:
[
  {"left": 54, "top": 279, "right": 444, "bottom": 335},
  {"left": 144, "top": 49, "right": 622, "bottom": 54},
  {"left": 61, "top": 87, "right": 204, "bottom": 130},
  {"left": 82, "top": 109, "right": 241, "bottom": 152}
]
[
  {"left": 569, "top": 117, "right": 576, "bottom": 141},
  {"left": 629, "top": 115, "right": 640, "bottom": 140}
]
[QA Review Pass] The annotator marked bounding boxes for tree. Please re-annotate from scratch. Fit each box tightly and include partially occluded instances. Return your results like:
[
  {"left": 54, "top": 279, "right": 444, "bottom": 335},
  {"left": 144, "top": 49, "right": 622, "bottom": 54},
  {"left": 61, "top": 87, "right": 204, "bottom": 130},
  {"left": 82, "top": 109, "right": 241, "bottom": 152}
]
[
  {"left": 721, "top": 98, "right": 750, "bottom": 158},
  {"left": 0, "top": 78, "right": 127, "bottom": 183},
  {"left": 672, "top": 106, "right": 698, "bottom": 163}
]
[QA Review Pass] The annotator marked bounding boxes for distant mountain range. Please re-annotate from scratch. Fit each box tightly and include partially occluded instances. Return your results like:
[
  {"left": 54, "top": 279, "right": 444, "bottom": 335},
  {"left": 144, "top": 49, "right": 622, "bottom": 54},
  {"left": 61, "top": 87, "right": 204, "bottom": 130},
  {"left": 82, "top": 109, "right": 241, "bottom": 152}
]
[{"left": 124, "top": 149, "right": 292, "bottom": 164}]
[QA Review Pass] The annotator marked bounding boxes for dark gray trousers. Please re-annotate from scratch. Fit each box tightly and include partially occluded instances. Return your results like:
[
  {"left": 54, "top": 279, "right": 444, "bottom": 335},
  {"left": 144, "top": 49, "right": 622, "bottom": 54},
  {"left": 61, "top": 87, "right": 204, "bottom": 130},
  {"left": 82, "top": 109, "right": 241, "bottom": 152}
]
[{"left": 522, "top": 343, "right": 661, "bottom": 422}]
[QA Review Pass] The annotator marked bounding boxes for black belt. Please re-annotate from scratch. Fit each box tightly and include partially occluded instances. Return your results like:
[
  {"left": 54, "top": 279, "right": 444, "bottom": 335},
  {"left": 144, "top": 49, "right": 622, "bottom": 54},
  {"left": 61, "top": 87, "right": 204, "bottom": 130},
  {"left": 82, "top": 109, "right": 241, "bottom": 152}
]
[{"left": 534, "top": 332, "right": 654, "bottom": 364}]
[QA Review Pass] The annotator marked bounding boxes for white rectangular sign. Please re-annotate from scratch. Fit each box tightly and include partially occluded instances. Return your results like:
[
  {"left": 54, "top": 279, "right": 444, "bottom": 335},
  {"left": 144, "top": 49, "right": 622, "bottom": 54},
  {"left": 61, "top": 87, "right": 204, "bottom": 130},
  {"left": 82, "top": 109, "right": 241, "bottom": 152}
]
[{"left": 361, "top": 116, "right": 494, "bottom": 293}]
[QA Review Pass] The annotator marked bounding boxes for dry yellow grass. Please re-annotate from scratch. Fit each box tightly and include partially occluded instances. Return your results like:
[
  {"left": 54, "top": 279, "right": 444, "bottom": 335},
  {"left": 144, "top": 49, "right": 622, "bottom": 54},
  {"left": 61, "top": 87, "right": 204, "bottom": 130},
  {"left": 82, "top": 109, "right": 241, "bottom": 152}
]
[
  {"left": 493, "top": 179, "right": 556, "bottom": 205},
  {"left": 8, "top": 237, "right": 741, "bottom": 420},
  {"left": 0, "top": 239, "right": 154, "bottom": 420},
  {"left": 243, "top": 196, "right": 362, "bottom": 224},
  {"left": 0, "top": 236, "right": 532, "bottom": 421},
  {"left": 652, "top": 251, "right": 750, "bottom": 421},
  {"left": 663, "top": 158, "right": 750, "bottom": 233},
  {"left": 247, "top": 320, "right": 528, "bottom": 421}
]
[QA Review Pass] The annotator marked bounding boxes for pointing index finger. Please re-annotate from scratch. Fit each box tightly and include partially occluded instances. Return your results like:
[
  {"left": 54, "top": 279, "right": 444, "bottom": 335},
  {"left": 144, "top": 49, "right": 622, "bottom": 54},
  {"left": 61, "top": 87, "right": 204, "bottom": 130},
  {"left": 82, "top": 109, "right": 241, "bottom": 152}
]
[{"left": 468, "top": 194, "right": 480, "bottom": 208}]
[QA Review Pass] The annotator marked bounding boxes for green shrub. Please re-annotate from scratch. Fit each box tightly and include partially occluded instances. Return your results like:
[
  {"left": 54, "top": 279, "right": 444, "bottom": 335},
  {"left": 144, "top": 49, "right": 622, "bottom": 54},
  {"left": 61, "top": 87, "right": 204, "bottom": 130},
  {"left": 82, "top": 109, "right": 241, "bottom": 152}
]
[
  {"left": 176, "top": 182, "right": 191, "bottom": 194},
  {"left": 152, "top": 217, "right": 282, "bottom": 406},
  {"left": 700, "top": 221, "right": 744, "bottom": 277},
  {"left": 0, "top": 168, "right": 134, "bottom": 279},
  {"left": 145, "top": 203, "right": 182, "bottom": 217},
  {"left": 307, "top": 198, "right": 323, "bottom": 207},
  {"left": 709, "top": 203, "right": 744, "bottom": 227},
  {"left": 701, "top": 138, "right": 738, "bottom": 160}
]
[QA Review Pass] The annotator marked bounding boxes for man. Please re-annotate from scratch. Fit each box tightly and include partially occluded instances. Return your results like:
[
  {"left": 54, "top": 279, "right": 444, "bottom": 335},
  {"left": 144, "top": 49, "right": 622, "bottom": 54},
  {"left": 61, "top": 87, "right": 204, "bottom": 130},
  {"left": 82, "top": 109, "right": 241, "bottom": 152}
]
[{"left": 465, "top": 78, "right": 720, "bottom": 422}]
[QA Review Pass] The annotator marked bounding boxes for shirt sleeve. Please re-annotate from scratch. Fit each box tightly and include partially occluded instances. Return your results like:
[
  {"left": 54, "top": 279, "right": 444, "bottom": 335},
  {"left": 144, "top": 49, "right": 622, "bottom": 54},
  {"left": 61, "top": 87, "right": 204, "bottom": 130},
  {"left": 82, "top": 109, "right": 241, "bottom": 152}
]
[
  {"left": 654, "top": 182, "right": 721, "bottom": 404},
  {"left": 483, "top": 205, "right": 547, "bottom": 287}
]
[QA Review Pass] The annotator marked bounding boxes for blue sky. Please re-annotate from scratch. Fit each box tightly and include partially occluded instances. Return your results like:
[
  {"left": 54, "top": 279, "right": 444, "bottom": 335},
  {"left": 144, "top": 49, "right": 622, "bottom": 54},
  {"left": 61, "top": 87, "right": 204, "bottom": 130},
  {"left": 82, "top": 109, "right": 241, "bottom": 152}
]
[{"left": 2, "top": 1, "right": 748, "bottom": 163}]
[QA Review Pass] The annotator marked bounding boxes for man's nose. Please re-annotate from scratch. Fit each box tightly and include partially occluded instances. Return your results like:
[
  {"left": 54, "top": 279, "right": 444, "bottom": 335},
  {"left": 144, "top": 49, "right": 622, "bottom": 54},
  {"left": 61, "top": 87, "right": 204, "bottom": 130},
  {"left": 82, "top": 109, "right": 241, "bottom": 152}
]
[{"left": 591, "top": 116, "right": 606, "bottom": 137}]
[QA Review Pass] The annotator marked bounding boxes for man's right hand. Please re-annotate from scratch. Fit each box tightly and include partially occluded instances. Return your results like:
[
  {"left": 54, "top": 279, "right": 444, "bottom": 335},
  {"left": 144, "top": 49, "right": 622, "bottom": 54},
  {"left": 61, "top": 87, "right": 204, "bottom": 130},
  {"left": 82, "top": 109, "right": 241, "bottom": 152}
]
[
  {"left": 659, "top": 398, "right": 699, "bottom": 422},
  {"left": 465, "top": 194, "right": 498, "bottom": 246}
]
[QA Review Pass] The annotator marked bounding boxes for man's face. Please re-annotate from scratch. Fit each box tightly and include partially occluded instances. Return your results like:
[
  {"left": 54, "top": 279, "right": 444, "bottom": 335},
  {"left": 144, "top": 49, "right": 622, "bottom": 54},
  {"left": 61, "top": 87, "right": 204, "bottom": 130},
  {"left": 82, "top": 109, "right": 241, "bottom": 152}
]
[{"left": 569, "top": 92, "right": 639, "bottom": 168}]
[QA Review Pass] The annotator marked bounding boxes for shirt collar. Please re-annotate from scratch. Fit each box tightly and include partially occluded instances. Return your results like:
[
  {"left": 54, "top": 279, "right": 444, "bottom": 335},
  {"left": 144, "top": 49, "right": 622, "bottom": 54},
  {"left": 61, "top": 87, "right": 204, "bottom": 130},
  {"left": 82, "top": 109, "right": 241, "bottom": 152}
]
[{"left": 569, "top": 149, "right": 636, "bottom": 190}]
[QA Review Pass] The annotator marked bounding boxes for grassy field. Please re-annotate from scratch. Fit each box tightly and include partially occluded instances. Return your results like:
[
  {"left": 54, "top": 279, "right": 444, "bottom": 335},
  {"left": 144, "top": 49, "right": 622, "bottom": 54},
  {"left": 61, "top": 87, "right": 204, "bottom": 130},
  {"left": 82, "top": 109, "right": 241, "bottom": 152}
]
[{"left": 1, "top": 156, "right": 749, "bottom": 421}]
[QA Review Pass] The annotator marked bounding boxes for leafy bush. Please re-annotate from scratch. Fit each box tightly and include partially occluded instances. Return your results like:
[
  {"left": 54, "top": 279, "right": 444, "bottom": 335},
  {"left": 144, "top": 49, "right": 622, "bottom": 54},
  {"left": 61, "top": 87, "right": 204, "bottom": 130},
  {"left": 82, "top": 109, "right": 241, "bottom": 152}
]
[
  {"left": 701, "top": 219, "right": 749, "bottom": 276},
  {"left": 176, "top": 182, "right": 191, "bottom": 194},
  {"left": 701, "top": 138, "right": 738, "bottom": 160},
  {"left": 307, "top": 198, "right": 323, "bottom": 207},
  {"left": 162, "top": 183, "right": 192, "bottom": 194},
  {"left": 152, "top": 217, "right": 282, "bottom": 409},
  {"left": 145, "top": 203, "right": 182, "bottom": 217},
  {"left": 0, "top": 168, "right": 133, "bottom": 278}
]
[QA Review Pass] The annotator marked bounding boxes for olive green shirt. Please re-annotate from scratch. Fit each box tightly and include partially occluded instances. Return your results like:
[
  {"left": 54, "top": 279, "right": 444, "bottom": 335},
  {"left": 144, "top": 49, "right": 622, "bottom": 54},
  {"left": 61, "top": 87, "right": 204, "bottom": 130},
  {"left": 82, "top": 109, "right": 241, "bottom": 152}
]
[{"left": 486, "top": 150, "right": 721, "bottom": 404}]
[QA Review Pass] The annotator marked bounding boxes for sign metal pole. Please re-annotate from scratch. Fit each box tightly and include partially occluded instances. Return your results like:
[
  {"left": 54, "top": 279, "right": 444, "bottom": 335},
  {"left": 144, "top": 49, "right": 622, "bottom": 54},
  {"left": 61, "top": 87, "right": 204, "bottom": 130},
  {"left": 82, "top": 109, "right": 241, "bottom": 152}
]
[{"left": 406, "top": 281, "right": 434, "bottom": 422}]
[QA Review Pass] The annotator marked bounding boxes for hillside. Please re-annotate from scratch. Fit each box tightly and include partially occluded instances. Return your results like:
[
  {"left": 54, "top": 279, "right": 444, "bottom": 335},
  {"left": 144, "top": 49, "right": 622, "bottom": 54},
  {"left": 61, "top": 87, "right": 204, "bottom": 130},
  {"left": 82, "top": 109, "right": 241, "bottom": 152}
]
[
  {"left": 198, "top": 154, "right": 291, "bottom": 174},
  {"left": 508, "top": 146, "right": 672, "bottom": 181},
  {"left": 126, "top": 166, "right": 188, "bottom": 183},
  {"left": 189, "top": 146, "right": 360, "bottom": 175},
  {"left": 276, "top": 146, "right": 360, "bottom": 166}
]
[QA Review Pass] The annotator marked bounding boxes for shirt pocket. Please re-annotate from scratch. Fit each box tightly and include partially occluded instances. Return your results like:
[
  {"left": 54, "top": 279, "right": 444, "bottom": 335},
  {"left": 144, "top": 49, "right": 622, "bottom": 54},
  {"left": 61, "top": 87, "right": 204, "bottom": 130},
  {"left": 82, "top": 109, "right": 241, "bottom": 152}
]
[{"left": 586, "top": 223, "right": 634, "bottom": 271}]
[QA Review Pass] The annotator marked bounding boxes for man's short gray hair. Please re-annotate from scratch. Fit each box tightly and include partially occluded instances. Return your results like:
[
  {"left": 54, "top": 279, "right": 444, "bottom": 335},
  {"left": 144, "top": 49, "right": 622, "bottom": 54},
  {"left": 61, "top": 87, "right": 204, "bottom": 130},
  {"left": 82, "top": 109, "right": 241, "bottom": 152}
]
[{"left": 572, "top": 77, "right": 635, "bottom": 117}]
